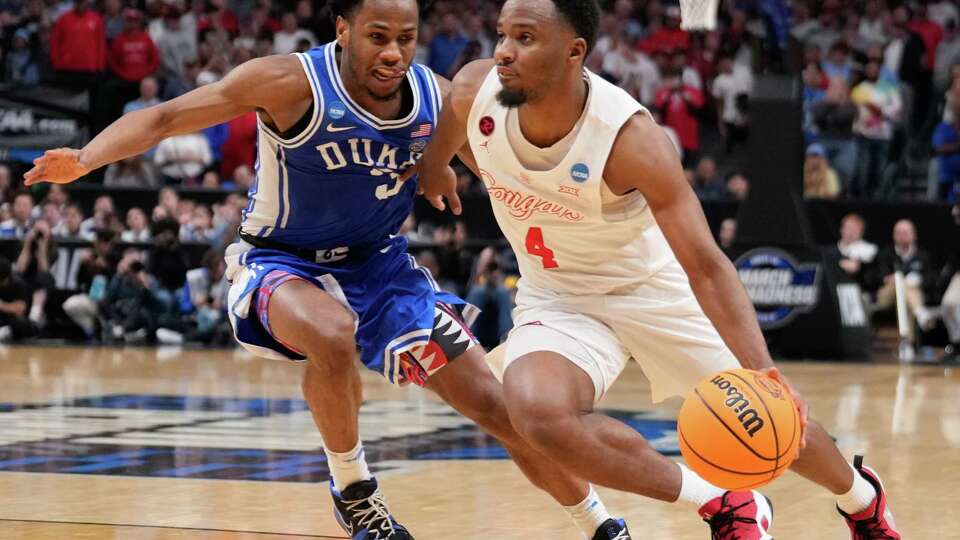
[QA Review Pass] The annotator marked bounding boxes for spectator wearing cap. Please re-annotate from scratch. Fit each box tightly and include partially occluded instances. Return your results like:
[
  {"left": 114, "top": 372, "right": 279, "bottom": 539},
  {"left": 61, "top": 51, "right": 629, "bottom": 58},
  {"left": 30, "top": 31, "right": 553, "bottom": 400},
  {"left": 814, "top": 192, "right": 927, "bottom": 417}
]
[
  {"left": 0, "top": 257, "right": 35, "bottom": 342},
  {"left": 429, "top": 13, "right": 468, "bottom": 79},
  {"left": 50, "top": 0, "right": 106, "bottom": 87},
  {"left": 4, "top": 28, "right": 40, "bottom": 86},
  {"left": 803, "top": 143, "right": 841, "bottom": 199},
  {"left": 933, "top": 85, "right": 960, "bottom": 202},
  {"left": 109, "top": 9, "right": 159, "bottom": 84}
]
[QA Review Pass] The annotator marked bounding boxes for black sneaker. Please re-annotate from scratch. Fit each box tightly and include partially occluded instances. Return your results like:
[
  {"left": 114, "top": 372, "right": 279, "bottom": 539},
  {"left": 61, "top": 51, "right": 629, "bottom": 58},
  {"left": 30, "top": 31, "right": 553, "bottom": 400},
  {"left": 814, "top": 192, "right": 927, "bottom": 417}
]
[
  {"left": 330, "top": 478, "right": 414, "bottom": 539},
  {"left": 592, "top": 518, "right": 632, "bottom": 540}
]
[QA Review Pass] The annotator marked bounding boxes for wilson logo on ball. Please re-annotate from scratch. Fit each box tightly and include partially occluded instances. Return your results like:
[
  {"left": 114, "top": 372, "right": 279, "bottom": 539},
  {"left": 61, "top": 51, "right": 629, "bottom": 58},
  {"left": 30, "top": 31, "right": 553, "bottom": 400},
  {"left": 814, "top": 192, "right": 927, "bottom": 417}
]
[{"left": 710, "top": 375, "right": 765, "bottom": 437}]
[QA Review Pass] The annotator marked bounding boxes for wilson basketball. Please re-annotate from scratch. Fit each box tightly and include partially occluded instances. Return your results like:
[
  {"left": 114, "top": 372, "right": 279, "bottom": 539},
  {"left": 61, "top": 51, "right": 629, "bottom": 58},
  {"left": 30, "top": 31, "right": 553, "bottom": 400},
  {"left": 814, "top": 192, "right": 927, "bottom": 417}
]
[{"left": 678, "top": 369, "right": 802, "bottom": 490}]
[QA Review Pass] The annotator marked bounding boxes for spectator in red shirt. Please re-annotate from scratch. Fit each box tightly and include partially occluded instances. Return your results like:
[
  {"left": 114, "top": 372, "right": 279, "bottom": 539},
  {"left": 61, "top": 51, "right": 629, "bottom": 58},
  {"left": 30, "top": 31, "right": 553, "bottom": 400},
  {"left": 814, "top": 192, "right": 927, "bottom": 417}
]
[
  {"left": 640, "top": 5, "right": 690, "bottom": 54},
  {"left": 50, "top": 0, "right": 106, "bottom": 82},
  {"left": 109, "top": 9, "right": 159, "bottom": 83},
  {"left": 655, "top": 70, "right": 705, "bottom": 166},
  {"left": 197, "top": 0, "right": 239, "bottom": 36},
  {"left": 219, "top": 111, "right": 257, "bottom": 182},
  {"left": 906, "top": 2, "right": 944, "bottom": 133},
  {"left": 104, "top": 9, "right": 160, "bottom": 128},
  {"left": 908, "top": 1, "right": 945, "bottom": 72}
]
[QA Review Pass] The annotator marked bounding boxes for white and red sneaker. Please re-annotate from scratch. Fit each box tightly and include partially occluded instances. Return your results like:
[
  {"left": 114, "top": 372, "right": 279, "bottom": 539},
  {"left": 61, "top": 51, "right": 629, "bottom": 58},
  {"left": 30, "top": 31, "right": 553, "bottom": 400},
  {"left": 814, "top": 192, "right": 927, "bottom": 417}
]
[
  {"left": 838, "top": 456, "right": 901, "bottom": 539},
  {"left": 698, "top": 490, "right": 774, "bottom": 539}
]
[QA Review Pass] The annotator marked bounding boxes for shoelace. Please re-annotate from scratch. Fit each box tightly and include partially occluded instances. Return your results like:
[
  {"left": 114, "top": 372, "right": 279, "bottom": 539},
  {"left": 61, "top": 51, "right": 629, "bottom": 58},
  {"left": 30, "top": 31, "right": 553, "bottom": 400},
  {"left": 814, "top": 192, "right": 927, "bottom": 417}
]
[
  {"left": 706, "top": 499, "right": 758, "bottom": 540},
  {"left": 610, "top": 529, "right": 630, "bottom": 540},
  {"left": 345, "top": 489, "right": 400, "bottom": 539},
  {"left": 854, "top": 517, "right": 897, "bottom": 540}
]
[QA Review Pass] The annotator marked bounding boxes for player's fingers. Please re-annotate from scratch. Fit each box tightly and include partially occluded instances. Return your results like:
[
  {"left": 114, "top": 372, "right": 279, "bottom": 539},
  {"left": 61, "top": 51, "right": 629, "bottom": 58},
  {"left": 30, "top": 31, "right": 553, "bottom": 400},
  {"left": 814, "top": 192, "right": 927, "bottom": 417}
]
[
  {"left": 447, "top": 190, "right": 462, "bottom": 216},
  {"left": 428, "top": 195, "right": 446, "bottom": 212},
  {"left": 23, "top": 166, "right": 43, "bottom": 185}
]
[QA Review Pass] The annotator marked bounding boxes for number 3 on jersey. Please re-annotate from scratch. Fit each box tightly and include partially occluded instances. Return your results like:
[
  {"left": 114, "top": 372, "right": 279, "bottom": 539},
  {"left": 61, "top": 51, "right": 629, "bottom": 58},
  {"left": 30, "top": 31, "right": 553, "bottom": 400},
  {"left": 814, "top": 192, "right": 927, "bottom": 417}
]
[{"left": 525, "top": 227, "right": 559, "bottom": 269}]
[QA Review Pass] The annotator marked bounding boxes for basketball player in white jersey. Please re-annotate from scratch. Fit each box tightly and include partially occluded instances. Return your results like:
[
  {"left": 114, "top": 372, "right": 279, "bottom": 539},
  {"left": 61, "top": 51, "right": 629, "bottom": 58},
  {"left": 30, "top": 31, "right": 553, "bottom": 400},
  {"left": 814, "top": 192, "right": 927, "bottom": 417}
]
[{"left": 409, "top": 0, "right": 901, "bottom": 538}]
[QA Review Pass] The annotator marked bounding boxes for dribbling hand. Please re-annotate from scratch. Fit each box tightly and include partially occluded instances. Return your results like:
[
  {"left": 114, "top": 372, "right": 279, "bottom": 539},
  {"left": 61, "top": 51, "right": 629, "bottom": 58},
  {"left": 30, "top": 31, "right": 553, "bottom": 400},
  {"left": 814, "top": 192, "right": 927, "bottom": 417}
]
[
  {"left": 761, "top": 367, "right": 809, "bottom": 458},
  {"left": 24, "top": 148, "right": 89, "bottom": 186}
]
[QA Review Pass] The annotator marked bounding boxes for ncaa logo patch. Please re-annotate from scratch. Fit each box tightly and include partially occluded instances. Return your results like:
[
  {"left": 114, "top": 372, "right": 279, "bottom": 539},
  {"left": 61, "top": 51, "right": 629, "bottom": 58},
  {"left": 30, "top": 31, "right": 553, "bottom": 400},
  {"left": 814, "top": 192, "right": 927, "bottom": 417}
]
[
  {"left": 328, "top": 101, "right": 347, "bottom": 120},
  {"left": 479, "top": 116, "right": 495, "bottom": 136},
  {"left": 570, "top": 163, "right": 590, "bottom": 183}
]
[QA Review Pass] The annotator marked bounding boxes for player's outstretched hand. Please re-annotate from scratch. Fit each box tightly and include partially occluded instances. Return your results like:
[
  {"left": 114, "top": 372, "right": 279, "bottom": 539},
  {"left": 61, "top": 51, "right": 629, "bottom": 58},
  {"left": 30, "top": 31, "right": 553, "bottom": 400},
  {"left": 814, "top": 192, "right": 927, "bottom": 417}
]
[
  {"left": 761, "top": 367, "right": 809, "bottom": 456},
  {"left": 399, "top": 160, "right": 462, "bottom": 215},
  {"left": 24, "top": 148, "right": 89, "bottom": 186}
]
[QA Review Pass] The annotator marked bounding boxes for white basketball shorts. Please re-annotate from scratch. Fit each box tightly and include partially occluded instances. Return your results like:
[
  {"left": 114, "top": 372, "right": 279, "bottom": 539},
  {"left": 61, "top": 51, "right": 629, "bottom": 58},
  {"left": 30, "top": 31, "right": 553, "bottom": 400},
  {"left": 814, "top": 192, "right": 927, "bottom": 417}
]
[{"left": 487, "top": 260, "right": 740, "bottom": 403}]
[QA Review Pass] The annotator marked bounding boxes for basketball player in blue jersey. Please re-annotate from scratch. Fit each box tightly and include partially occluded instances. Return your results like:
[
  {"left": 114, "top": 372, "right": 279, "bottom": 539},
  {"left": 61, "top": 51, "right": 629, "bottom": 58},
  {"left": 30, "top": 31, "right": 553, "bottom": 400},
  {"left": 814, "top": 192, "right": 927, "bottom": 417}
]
[
  {"left": 23, "top": 1, "right": 634, "bottom": 539},
  {"left": 411, "top": 0, "right": 901, "bottom": 539}
]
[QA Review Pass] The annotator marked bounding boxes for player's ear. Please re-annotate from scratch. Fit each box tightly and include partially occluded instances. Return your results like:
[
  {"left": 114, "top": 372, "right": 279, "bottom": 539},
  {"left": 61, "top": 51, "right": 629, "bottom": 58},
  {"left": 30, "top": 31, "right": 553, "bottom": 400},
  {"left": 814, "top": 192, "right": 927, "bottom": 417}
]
[
  {"left": 335, "top": 15, "right": 349, "bottom": 47},
  {"left": 569, "top": 37, "right": 587, "bottom": 65}
]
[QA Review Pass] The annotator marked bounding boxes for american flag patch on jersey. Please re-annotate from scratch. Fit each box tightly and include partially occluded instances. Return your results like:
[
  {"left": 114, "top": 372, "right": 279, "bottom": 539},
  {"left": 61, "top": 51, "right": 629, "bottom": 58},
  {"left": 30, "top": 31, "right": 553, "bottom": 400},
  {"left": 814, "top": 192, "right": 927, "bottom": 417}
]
[{"left": 411, "top": 123, "right": 433, "bottom": 137}]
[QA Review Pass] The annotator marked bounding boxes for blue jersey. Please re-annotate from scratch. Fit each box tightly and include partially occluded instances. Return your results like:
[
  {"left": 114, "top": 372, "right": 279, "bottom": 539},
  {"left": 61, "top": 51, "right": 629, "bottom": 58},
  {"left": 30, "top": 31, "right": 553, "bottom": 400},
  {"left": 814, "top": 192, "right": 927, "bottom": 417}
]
[{"left": 240, "top": 42, "right": 442, "bottom": 249}]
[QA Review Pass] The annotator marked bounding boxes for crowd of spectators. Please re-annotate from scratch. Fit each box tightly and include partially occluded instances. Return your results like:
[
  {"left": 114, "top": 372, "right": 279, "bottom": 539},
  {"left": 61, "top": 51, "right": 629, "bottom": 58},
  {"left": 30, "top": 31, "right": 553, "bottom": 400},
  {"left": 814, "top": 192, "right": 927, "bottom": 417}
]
[
  {"left": 0, "top": 0, "right": 957, "bottom": 355},
  {"left": 797, "top": 0, "right": 960, "bottom": 202}
]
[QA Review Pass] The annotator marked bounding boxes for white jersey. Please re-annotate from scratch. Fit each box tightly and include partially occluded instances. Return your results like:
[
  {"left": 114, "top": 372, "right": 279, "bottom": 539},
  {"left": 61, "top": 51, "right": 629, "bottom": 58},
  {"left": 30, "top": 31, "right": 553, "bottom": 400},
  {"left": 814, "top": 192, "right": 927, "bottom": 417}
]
[{"left": 467, "top": 68, "right": 675, "bottom": 296}]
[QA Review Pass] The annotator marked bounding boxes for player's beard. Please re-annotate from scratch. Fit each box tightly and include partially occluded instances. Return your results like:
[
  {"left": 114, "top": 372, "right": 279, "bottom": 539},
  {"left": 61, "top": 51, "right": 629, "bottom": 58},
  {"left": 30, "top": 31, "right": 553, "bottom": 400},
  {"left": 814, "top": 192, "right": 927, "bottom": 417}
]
[{"left": 497, "top": 87, "right": 528, "bottom": 108}]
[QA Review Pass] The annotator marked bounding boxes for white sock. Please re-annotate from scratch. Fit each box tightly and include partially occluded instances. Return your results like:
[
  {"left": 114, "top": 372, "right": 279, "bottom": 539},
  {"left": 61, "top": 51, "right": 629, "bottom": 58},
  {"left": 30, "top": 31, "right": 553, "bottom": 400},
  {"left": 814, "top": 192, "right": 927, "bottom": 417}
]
[
  {"left": 836, "top": 463, "right": 877, "bottom": 514},
  {"left": 676, "top": 463, "right": 727, "bottom": 509},
  {"left": 564, "top": 485, "right": 613, "bottom": 539},
  {"left": 324, "top": 441, "right": 372, "bottom": 492}
]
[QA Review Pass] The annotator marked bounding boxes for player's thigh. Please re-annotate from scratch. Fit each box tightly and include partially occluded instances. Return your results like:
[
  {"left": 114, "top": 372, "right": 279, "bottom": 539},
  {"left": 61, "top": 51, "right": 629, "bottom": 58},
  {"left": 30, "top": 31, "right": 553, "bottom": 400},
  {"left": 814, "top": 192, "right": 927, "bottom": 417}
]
[
  {"left": 609, "top": 261, "right": 739, "bottom": 403},
  {"left": 266, "top": 278, "right": 357, "bottom": 361},
  {"left": 502, "top": 309, "right": 629, "bottom": 405}
]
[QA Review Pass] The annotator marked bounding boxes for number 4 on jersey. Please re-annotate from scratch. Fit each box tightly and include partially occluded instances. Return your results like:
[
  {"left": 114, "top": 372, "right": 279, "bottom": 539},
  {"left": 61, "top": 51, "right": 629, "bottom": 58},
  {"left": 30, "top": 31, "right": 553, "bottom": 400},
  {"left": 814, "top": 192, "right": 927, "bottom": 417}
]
[{"left": 525, "top": 227, "right": 559, "bottom": 269}]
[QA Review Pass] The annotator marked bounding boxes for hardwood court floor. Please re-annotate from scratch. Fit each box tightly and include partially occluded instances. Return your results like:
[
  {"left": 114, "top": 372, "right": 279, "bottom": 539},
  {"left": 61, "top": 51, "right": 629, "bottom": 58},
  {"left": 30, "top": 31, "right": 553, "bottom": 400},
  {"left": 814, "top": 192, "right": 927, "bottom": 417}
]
[{"left": 0, "top": 346, "right": 955, "bottom": 539}]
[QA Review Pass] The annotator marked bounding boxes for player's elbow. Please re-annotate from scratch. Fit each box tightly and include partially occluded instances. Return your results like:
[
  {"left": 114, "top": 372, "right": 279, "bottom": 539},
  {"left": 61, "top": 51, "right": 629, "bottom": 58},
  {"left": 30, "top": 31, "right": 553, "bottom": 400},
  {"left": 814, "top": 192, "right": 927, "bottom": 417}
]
[
  {"left": 682, "top": 247, "right": 733, "bottom": 287},
  {"left": 137, "top": 105, "right": 176, "bottom": 147}
]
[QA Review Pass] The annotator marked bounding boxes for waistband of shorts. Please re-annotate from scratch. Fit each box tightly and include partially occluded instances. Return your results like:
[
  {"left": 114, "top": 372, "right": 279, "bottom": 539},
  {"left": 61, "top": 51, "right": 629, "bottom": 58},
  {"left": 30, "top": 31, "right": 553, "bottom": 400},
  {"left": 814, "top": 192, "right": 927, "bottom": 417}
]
[{"left": 238, "top": 231, "right": 389, "bottom": 264}]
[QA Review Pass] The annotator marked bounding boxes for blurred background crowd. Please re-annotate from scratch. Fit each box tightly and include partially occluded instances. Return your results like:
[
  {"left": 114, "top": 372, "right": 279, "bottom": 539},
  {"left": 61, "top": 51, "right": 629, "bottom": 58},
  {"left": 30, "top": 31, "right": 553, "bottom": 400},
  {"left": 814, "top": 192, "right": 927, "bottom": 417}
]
[{"left": 0, "top": 0, "right": 956, "bottom": 357}]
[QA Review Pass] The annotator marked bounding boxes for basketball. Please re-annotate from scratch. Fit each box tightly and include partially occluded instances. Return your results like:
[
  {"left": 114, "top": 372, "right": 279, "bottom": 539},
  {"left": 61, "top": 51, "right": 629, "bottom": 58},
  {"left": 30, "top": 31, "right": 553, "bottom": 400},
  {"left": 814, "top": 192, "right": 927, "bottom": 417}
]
[{"left": 678, "top": 369, "right": 802, "bottom": 491}]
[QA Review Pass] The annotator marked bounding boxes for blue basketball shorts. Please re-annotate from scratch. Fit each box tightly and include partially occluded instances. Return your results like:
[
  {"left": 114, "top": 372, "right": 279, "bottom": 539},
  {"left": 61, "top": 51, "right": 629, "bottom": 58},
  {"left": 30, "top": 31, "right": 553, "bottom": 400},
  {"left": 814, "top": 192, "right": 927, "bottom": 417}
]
[{"left": 225, "top": 236, "right": 479, "bottom": 386}]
